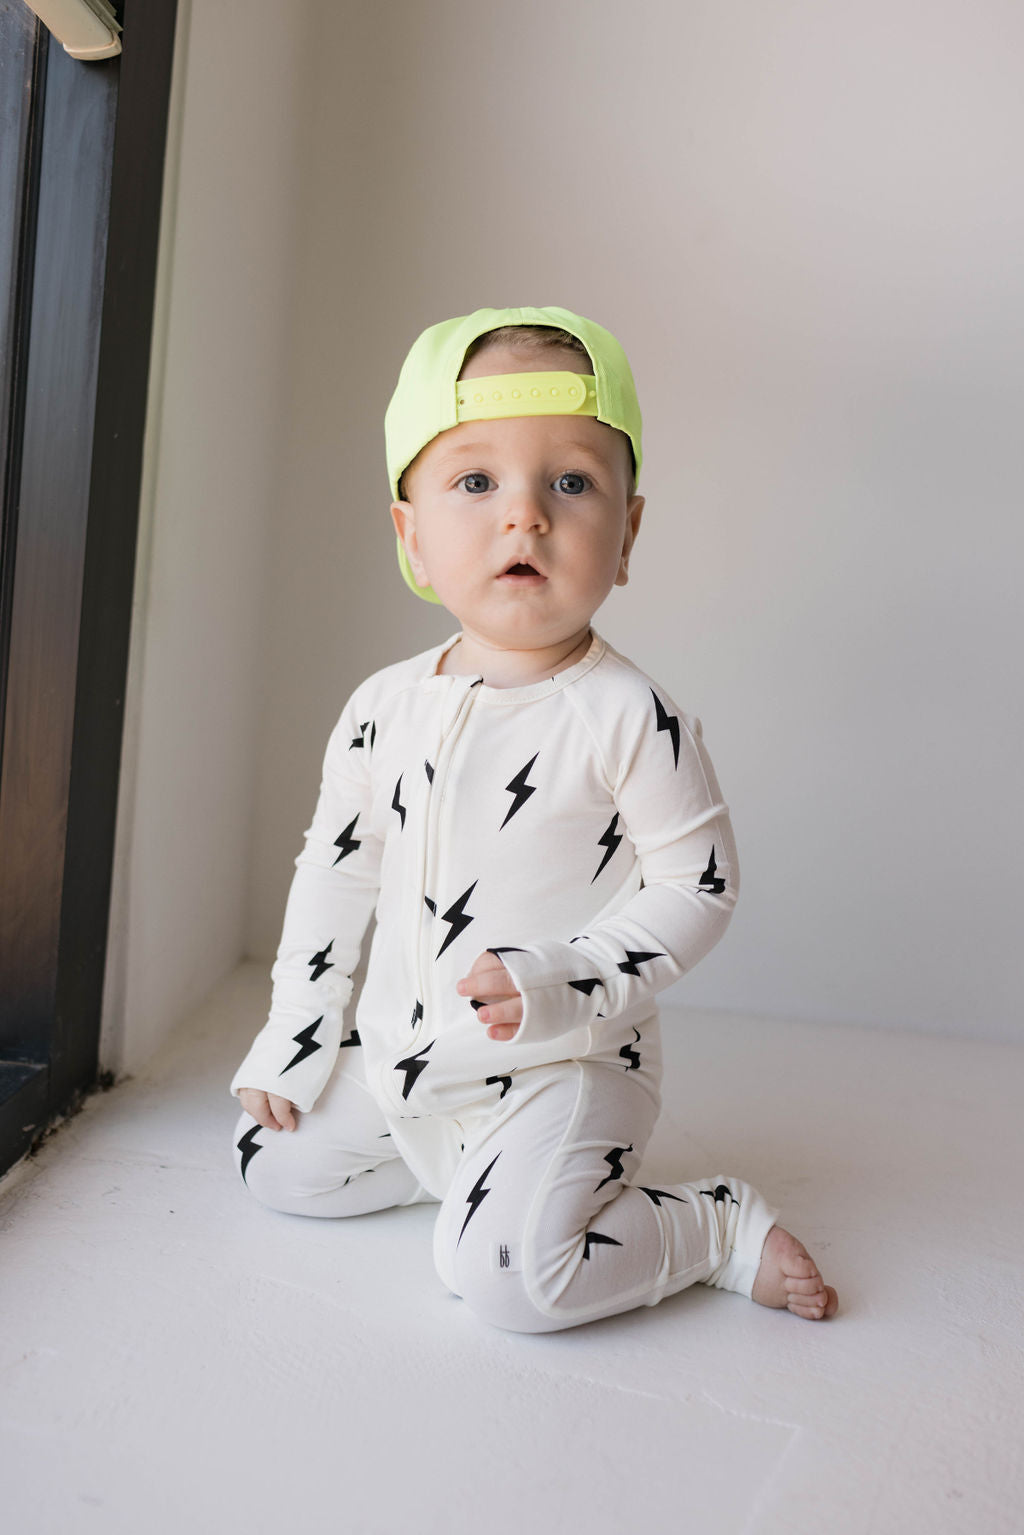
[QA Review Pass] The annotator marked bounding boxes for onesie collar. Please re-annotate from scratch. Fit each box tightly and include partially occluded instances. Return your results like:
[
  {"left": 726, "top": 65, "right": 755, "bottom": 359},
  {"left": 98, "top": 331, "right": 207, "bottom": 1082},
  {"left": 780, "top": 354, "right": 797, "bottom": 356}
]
[{"left": 432, "top": 629, "right": 605, "bottom": 704}]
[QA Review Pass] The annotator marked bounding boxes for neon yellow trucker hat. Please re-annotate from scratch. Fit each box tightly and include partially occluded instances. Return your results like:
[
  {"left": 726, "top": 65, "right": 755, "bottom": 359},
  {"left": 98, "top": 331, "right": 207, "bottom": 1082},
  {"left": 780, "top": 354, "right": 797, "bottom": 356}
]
[{"left": 384, "top": 305, "right": 643, "bottom": 603}]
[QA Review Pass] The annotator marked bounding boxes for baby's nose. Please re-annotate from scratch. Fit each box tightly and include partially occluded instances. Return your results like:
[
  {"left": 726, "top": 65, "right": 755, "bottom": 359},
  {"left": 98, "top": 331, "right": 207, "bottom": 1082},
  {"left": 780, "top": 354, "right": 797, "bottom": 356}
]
[{"left": 503, "top": 491, "right": 550, "bottom": 532}]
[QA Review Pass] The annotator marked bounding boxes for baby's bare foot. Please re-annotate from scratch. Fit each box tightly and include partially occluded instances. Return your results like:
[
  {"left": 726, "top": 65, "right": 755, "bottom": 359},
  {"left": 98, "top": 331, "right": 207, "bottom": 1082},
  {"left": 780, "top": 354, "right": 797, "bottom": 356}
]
[{"left": 751, "top": 1225, "right": 839, "bottom": 1320}]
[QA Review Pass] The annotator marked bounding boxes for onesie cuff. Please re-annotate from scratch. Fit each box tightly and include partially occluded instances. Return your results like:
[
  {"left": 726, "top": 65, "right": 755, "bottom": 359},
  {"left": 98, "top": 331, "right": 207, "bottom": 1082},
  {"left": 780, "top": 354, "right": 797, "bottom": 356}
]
[
  {"left": 229, "top": 987, "right": 349, "bottom": 1113},
  {"left": 704, "top": 1182, "right": 781, "bottom": 1299},
  {"left": 229, "top": 1050, "right": 330, "bottom": 1116},
  {"left": 486, "top": 942, "right": 606, "bottom": 1047}
]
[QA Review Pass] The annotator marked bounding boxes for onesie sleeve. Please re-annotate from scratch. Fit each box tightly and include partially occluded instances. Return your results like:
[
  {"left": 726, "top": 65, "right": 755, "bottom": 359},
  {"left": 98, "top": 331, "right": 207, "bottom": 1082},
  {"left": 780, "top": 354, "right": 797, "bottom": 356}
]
[
  {"left": 492, "top": 687, "right": 740, "bottom": 1048},
  {"left": 229, "top": 685, "right": 383, "bottom": 1112}
]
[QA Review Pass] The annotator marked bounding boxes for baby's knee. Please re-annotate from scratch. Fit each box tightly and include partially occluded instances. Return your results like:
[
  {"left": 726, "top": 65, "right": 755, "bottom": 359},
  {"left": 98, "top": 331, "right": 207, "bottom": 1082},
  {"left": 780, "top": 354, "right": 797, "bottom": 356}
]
[
  {"left": 231, "top": 1110, "right": 421, "bottom": 1218},
  {"left": 436, "top": 1238, "right": 566, "bottom": 1335},
  {"left": 231, "top": 1111, "right": 326, "bottom": 1215},
  {"left": 232, "top": 1112, "right": 288, "bottom": 1208}
]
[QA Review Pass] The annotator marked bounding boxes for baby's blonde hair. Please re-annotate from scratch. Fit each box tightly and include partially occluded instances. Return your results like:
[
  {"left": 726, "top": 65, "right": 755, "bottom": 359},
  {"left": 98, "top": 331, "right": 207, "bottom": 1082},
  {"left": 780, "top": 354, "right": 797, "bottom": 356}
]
[
  {"left": 458, "top": 323, "right": 591, "bottom": 371},
  {"left": 398, "top": 325, "right": 636, "bottom": 500}
]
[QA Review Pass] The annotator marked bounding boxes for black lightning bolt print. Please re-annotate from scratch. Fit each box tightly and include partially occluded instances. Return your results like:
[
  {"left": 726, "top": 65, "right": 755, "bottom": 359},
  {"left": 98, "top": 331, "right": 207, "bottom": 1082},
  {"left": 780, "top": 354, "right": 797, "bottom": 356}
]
[
  {"left": 617, "top": 949, "right": 665, "bottom": 977},
  {"left": 349, "top": 720, "right": 376, "bottom": 750},
  {"left": 595, "top": 1144, "right": 634, "bottom": 1191},
  {"left": 339, "top": 1028, "right": 362, "bottom": 1049},
  {"left": 701, "top": 1184, "right": 739, "bottom": 1207},
  {"left": 583, "top": 1231, "right": 623, "bottom": 1260},
  {"left": 333, "top": 816, "right": 361, "bottom": 865},
  {"left": 424, "top": 896, "right": 437, "bottom": 916},
  {"left": 485, "top": 1073, "right": 513, "bottom": 1099},
  {"left": 409, "top": 999, "right": 423, "bottom": 1030},
  {"left": 501, "top": 753, "right": 539, "bottom": 828},
  {"left": 424, "top": 760, "right": 434, "bottom": 783},
  {"left": 437, "top": 881, "right": 478, "bottom": 958},
  {"left": 392, "top": 775, "right": 407, "bottom": 830},
  {"left": 698, "top": 846, "right": 726, "bottom": 895},
  {"left": 236, "top": 1124, "right": 263, "bottom": 1184},
  {"left": 308, "top": 942, "right": 334, "bottom": 981},
  {"left": 640, "top": 1187, "right": 688, "bottom": 1207},
  {"left": 592, "top": 813, "right": 622, "bottom": 883},
  {"left": 395, "top": 1040, "right": 435, "bottom": 1100},
  {"left": 568, "top": 976, "right": 604, "bottom": 996},
  {"left": 488, "top": 946, "right": 526, "bottom": 957},
  {"left": 282, "top": 1018, "right": 323, "bottom": 1074},
  {"left": 458, "top": 1152, "right": 501, "bottom": 1245},
  {"left": 619, "top": 1028, "right": 641, "bottom": 1071},
  {"left": 651, "top": 688, "right": 681, "bottom": 769}
]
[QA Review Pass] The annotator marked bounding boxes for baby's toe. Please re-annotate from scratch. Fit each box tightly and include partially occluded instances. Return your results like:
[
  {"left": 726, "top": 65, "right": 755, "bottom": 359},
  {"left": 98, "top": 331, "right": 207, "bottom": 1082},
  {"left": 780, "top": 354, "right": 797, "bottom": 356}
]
[
  {"left": 790, "top": 1299, "right": 827, "bottom": 1320},
  {"left": 784, "top": 1251, "right": 818, "bottom": 1281},
  {"left": 786, "top": 1271, "right": 825, "bottom": 1297},
  {"left": 788, "top": 1283, "right": 839, "bottom": 1321}
]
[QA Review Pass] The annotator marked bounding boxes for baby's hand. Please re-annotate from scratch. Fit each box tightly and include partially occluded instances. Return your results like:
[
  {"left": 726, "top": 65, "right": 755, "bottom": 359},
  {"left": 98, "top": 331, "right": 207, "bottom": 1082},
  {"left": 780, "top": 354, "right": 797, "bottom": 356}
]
[
  {"left": 457, "top": 953, "right": 523, "bottom": 1042},
  {"left": 238, "top": 1087, "right": 299, "bottom": 1131}
]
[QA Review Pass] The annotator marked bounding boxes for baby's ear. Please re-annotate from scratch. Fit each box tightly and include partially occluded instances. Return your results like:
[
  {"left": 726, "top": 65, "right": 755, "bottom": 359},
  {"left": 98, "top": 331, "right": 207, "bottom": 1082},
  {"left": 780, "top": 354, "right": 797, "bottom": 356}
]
[
  {"left": 615, "top": 495, "right": 645, "bottom": 586},
  {"left": 390, "top": 501, "right": 430, "bottom": 587}
]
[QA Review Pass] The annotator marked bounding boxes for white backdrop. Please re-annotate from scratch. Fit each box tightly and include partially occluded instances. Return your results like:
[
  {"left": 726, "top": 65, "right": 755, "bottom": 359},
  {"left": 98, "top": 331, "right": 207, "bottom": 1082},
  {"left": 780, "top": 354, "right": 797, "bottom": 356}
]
[{"left": 104, "top": 0, "right": 1023, "bottom": 1075}]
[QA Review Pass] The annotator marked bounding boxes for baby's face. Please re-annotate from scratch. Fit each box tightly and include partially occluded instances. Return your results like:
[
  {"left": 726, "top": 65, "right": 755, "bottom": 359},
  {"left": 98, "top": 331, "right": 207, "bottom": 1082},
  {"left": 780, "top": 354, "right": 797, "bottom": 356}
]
[{"left": 391, "top": 344, "right": 645, "bottom": 654}]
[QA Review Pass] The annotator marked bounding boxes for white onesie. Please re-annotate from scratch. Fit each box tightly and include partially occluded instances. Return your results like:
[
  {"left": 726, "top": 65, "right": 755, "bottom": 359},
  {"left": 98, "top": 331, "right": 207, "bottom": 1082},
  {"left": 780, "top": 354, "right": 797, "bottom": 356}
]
[{"left": 230, "top": 630, "right": 779, "bottom": 1331}]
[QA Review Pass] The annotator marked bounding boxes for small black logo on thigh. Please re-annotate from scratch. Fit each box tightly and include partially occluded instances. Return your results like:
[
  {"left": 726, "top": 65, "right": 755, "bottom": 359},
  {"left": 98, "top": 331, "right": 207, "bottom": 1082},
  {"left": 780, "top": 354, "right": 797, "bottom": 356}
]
[{"left": 498, "top": 1244, "right": 510, "bottom": 1269}]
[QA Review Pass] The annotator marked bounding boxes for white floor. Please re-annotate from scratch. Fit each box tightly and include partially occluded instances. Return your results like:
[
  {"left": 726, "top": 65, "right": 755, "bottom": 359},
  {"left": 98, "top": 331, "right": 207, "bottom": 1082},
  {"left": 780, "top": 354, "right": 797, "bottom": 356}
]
[{"left": 2, "top": 962, "right": 1022, "bottom": 1535}]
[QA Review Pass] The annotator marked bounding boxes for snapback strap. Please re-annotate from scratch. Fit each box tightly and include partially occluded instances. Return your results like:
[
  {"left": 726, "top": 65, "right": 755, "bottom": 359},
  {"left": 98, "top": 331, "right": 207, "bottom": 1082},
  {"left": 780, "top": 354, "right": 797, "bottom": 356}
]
[{"left": 455, "top": 372, "right": 598, "bottom": 423}]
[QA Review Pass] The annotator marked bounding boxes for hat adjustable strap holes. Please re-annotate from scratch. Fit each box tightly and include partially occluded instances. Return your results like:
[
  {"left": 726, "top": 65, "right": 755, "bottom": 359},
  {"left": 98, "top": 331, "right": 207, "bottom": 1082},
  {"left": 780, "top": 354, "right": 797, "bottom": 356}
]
[{"left": 455, "top": 372, "right": 598, "bottom": 423}]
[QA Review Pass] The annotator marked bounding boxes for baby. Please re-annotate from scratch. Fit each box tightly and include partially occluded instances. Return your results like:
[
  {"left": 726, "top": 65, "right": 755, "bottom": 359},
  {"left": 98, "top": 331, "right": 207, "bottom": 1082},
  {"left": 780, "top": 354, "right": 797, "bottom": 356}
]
[{"left": 230, "top": 304, "right": 838, "bottom": 1333}]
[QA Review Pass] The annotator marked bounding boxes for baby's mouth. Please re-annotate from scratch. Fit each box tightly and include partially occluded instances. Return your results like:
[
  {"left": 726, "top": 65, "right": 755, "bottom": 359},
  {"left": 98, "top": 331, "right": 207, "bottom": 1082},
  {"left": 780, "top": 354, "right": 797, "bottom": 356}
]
[
  {"left": 497, "top": 550, "right": 547, "bottom": 583},
  {"left": 497, "top": 560, "right": 547, "bottom": 584}
]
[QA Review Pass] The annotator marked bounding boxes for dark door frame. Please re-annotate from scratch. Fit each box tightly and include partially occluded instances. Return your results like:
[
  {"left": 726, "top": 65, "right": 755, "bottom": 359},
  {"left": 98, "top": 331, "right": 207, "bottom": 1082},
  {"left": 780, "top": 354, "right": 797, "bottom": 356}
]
[{"left": 0, "top": 0, "right": 178, "bottom": 1177}]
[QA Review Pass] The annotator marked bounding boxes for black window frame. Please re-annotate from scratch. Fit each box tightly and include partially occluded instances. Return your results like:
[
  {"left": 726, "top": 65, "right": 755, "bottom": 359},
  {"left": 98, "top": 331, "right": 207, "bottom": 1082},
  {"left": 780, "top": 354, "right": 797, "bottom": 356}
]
[{"left": 0, "top": 0, "right": 178, "bottom": 1178}]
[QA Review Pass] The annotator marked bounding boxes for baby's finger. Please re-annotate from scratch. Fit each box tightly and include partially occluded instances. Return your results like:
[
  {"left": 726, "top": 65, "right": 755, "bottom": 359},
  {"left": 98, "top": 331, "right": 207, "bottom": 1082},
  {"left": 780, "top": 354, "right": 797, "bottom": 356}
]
[
  {"left": 268, "top": 1094, "right": 298, "bottom": 1131},
  {"left": 463, "top": 948, "right": 508, "bottom": 976},
  {"left": 477, "top": 998, "right": 524, "bottom": 1028},
  {"left": 487, "top": 1022, "right": 521, "bottom": 1042},
  {"left": 457, "top": 959, "right": 514, "bottom": 996},
  {"left": 239, "top": 1090, "right": 278, "bottom": 1132}
]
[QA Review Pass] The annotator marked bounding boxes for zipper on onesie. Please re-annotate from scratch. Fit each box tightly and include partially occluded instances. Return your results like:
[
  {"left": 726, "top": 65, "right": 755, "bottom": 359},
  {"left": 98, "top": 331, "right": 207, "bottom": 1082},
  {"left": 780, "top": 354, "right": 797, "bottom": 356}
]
[
  {"left": 417, "top": 676, "right": 482, "bottom": 1035},
  {"left": 380, "top": 675, "right": 483, "bottom": 1117}
]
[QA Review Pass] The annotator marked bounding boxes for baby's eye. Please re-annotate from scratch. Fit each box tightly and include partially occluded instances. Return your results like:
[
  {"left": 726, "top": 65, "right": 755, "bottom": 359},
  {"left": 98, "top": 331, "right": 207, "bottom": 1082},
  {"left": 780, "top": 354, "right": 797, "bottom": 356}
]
[
  {"left": 556, "top": 472, "right": 590, "bottom": 495},
  {"left": 457, "top": 472, "right": 492, "bottom": 494}
]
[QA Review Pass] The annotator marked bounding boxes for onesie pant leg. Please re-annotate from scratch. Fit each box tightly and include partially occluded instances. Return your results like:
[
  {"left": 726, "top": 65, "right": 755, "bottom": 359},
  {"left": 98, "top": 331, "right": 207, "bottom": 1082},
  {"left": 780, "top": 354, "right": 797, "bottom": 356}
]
[
  {"left": 433, "top": 1059, "right": 779, "bottom": 1334},
  {"left": 231, "top": 1045, "right": 434, "bottom": 1217}
]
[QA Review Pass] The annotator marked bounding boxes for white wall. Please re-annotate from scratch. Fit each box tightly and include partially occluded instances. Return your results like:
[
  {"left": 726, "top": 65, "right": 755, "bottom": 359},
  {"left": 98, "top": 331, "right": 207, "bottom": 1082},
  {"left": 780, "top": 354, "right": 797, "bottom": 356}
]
[{"left": 106, "top": 0, "right": 1024, "bottom": 1074}]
